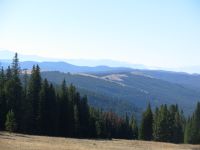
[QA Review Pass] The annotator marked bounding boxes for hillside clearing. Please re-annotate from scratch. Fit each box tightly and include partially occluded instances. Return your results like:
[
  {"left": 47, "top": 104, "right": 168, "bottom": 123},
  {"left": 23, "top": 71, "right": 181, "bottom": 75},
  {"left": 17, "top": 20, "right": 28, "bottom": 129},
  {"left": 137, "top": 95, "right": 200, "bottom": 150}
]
[{"left": 0, "top": 132, "right": 199, "bottom": 150}]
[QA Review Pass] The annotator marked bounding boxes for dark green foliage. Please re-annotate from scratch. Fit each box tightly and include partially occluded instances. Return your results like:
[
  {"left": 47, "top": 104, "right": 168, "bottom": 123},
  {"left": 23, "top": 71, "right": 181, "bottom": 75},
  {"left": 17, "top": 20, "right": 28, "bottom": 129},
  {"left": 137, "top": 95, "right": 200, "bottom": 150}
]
[
  {"left": 67, "top": 84, "right": 76, "bottom": 136},
  {"left": 0, "top": 68, "right": 6, "bottom": 130},
  {"left": 129, "top": 115, "right": 138, "bottom": 139},
  {"left": 88, "top": 110, "right": 132, "bottom": 139},
  {"left": 25, "top": 65, "right": 42, "bottom": 133},
  {"left": 6, "top": 66, "right": 12, "bottom": 79},
  {"left": 37, "top": 79, "right": 57, "bottom": 136},
  {"left": 73, "top": 104, "right": 79, "bottom": 136},
  {"left": 4, "top": 54, "right": 22, "bottom": 131},
  {"left": 153, "top": 105, "right": 172, "bottom": 142},
  {"left": 79, "top": 96, "right": 90, "bottom": 137},
  {"left": 11, "top": 53, "right": 20, "bottom": 77},
  {"left": 169, "top": 105, "right": 184, "bottom": 143},
  {"left": 57, "top": 79, "right": 69, "bottom": 136},
  {"left": 1, "top": 54, "right": 200, "bottom": 144},
  {"left": 184, "top": 102, "right": 200, "bottom": 144},
  {"left": 139, "top": 103, "right": 153, "bottom": 140},
  {"left": 5, "top": 110, "right": 17, "bottom": 132},
  {"left": 153, "top": 104, "right": 184, "bottom": 143},
  {"left": 38, "top": 79, "right": 49, "bottom": 134}
]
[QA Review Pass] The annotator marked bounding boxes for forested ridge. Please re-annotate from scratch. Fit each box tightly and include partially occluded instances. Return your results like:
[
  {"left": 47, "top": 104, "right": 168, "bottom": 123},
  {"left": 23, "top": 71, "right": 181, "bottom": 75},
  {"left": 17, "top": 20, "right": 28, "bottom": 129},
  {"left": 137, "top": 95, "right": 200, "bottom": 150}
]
[{"left": 0, "top": 54, "right": 200, "bottom": 144}]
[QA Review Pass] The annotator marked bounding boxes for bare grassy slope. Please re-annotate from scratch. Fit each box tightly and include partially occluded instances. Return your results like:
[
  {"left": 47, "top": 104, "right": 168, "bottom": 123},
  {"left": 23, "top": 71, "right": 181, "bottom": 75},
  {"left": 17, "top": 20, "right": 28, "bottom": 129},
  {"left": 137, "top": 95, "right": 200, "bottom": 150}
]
[{"left": 0, "top": 132, "right": 199, "bottom": 150}]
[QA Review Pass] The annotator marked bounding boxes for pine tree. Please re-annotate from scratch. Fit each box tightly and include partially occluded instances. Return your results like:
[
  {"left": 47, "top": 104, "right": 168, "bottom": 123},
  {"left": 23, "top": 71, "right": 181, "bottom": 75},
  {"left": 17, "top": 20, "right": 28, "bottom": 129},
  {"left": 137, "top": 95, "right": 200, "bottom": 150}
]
[
  {"left": 139, "top": 103, "right": 153, "bottom": 140},
  {"left": 184, "top": 102, "right": 200, "bottom": 144},
  {"left": 22, "top": 69, "right": 28, "bottom": 96},
  {"left": 4, "top": 53, "right": 22, "bottom": 131},
  {"left": 184, "top": 117, "right": 192, "bottom": 143},
  {"left": 88, "top": 108, "right": 100, "bottom": 138},
  {"left": 130, "top": 115, "right": 138, "bottom": 139},
  {"left": 168, "top": 105, "right": 184, "bottom": 143},
  {"left": 58, "top": 79, "right": 69, "bottom": 136},
  {"left": 79, "top": 96, "right": 90, "bottom": 137},
  {"left": 0, "top": 68, "right": 6, "bottom": 130},
  {"left": 37, "top": 80, "right": 57, "bottom": 136},
  {"left": 194, "top": 102, "right": 200, "bottom": 143},
  {"left": 5, "top": 110, "right": 17, "bottom": 132},
  {"left": 67, "top": 84, "right": 76, "bottom": 137},
  {"left": 6, "top": 66, "right": 12, "bottom": 80},
  {"left": 26, "top": 65, "right": 42, "bottom": 133},
  {"left": 153, "top": 105, "right": 172, "bottom": 142},
  {"left": 93, "top": 109, "right": 106, "bottom": 138},
  {"left": 38, "top": 79, "right": 49, "bottom": 135},
  {"left": 74, "top": 104, "right": 79, "bottom": 137},
  {"left": 20, "top": 69, "right": 29, "bottom": 133},
  {"left": 47, "top": 84, "right": 57, "bottom": 135},
  {"left": 11, "top": 53, "right": 20, "bottom": 77}
]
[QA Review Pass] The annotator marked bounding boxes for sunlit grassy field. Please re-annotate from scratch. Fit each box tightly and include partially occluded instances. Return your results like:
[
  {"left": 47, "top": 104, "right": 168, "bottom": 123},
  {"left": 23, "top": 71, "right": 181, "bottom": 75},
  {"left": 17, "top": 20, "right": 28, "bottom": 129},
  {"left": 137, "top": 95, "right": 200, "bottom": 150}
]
[{"left": 0, "top": 132, "right": 199, "bottom": 150}]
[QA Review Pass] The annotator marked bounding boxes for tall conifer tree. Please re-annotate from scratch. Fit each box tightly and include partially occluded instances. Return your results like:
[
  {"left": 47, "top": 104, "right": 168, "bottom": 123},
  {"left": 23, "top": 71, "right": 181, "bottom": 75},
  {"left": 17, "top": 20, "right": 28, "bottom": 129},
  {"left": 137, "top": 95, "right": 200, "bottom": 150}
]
[
  {"left": 0, "top": 68, "right": 6, "bottom": 130},
  {"left": 130, "top": 115, "right": 138, "bottom": 139},
  {"left": 139, "top": 103, "right": 153, "bottom": 140},
  {"left": 4, "top": 53, "right": 22, "bottom": 131},
  {"left": 26, "top": 65, "right": 42, "bottom": 133}
]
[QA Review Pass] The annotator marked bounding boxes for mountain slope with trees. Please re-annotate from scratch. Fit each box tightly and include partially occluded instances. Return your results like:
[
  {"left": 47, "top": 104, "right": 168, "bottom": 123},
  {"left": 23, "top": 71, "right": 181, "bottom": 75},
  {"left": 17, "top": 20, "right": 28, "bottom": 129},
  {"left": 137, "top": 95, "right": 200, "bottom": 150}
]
[
  {"left": 41, "top": 71, "right": 200, "bottom": 116},
  {"left": 1, "top": 54, "right": 200, "bottom": 144}
]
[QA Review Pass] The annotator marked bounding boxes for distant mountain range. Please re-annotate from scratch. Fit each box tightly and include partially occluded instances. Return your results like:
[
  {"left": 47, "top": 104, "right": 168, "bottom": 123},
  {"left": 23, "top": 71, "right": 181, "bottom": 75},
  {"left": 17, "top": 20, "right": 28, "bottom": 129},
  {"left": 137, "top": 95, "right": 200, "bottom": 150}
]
[
  {"left": 0, "top": 50, "right": 147, "bottom": 69},
  {"left": 1, "top": 49, "right": 200, "bottom": 73},
  {"left": 0, "top": 60, "right": 133, "bottom": 73}
]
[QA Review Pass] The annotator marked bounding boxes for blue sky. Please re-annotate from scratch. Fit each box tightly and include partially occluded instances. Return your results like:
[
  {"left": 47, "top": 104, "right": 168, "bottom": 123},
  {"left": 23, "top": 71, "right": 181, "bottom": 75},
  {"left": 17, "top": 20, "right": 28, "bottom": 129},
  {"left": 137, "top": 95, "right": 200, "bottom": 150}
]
[{"left": 0, "top": 0, "right": 200, "bottom": 68}]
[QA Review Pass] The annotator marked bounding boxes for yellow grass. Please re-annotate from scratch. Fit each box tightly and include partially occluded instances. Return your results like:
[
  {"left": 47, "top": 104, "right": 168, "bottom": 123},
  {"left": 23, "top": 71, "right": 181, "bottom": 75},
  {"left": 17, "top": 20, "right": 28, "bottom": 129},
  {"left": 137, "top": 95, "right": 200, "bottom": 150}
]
[{"left": 0, "top": 132, "right": 199, "bottom": 150}]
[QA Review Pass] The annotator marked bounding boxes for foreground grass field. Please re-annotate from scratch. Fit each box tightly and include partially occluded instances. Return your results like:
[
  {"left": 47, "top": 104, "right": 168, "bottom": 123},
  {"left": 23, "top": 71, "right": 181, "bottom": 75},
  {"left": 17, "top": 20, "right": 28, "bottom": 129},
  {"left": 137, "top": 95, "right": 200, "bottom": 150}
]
[{"left": 0, "top": 132, "right": 199, "bottom": 150}]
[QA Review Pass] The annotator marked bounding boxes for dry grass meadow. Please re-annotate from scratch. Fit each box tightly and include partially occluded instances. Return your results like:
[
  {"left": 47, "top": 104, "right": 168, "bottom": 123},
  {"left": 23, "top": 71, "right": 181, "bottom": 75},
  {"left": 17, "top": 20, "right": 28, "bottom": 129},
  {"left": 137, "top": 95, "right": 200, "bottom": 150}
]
[{"left": 0, "top": 132, "right": 200, "bottom": 150}]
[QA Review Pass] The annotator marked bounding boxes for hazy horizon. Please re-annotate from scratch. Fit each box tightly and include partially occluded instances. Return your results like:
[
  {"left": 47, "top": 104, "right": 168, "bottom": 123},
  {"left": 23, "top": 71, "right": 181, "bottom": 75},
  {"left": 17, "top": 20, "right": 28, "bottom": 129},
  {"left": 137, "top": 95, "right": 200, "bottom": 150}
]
[
  {"left": 0, "top": 0, "right": 200, "bottom": 69},
  {"left": 2, "top": 49, "right": 200, "bottom": 74}
]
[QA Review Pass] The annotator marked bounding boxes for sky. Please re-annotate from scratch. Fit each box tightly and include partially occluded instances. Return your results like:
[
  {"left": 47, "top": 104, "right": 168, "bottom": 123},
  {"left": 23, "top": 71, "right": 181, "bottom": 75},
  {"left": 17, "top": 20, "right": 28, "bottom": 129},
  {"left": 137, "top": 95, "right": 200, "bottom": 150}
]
[{"left": 0, "top": 0, "right": 200, "bottom": 68}]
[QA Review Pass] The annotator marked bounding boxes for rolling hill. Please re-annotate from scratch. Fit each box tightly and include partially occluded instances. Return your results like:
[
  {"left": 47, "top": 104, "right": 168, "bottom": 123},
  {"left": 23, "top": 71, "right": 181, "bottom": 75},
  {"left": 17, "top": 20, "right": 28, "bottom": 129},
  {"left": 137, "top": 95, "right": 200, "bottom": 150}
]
[{"left": 41, "top": 71, "right": 200, "bottom": 117}]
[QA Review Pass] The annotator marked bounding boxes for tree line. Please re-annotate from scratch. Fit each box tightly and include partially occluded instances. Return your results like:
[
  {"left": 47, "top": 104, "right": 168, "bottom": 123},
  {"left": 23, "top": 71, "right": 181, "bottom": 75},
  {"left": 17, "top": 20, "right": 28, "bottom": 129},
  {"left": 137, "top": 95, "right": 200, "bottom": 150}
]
[
  {"left": 139, "top": 102, "right": 200, "bottom": 144},
  {"left": 0, "top": 53, "right": 137, "bottom": 139},
  {"left": 0, "top": 53, "right": 200, "bottom": 144}
]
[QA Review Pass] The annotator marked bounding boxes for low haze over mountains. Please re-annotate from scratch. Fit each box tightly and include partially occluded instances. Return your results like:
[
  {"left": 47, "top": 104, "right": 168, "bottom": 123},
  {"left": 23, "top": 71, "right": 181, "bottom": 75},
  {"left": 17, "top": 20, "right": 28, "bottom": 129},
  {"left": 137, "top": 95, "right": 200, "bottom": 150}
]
[
  {"left": 1, "top": 50, "right": 200, "bottom": 73},
  {"left": 0, "top": 50, "right": 146, "bottom": 69}
]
